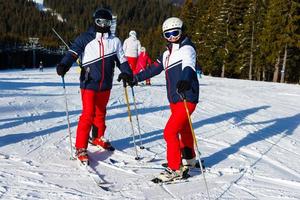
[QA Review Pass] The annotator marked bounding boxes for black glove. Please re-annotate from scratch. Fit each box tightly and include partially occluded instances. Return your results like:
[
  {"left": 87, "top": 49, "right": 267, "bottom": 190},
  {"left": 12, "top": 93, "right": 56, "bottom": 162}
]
[
  {"left": 176, "top": 80, "right": 191, "bottom": 93},
  {"left": 56, "top": 63, "right": 70, "bottom": 76},
  {"left": 117, "top": 72, "right": 133, "bottom": 83},
  {"left": 128, "top": 76, "right": 138, "bottom": 87}
]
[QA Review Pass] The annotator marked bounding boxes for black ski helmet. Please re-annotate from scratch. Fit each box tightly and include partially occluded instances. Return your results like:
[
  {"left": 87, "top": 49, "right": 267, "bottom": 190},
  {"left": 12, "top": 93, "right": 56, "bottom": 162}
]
[{"left": 93, "top": 8, "right": 112, "bottom": 33}]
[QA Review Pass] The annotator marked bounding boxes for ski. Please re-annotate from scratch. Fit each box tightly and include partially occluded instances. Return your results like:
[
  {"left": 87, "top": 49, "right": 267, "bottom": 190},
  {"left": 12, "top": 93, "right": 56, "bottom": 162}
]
[
  {"left": 151, "top": 174, "right": 191, "bottom": 185},
  {"left": 108, "top": 158, "right": 165, "bottom": 170},
  {"left": 86, "top": 146, "right": 142, "bottom": 176},
  {"left": 69, "top": 146, "right": 115, "bottom": 191},
  {"left": 89, "top": 139, "right": 157, "bottom": 164},
  {"left": 113, "top": 147, "right": 157, "bottom": 163},
  {"left": 77, "top": 159, "right": 113, "bottom": 191},
  {"left": 98, "top": 158, "right": 138, "bottom": 175},
  {"left": 106, "top": 158, "right": 205, "bottom": 174}
]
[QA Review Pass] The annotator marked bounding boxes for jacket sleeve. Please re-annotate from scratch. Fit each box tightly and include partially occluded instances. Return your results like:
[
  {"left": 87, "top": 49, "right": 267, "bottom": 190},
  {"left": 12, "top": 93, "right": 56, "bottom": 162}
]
[
  {"left": 137, "top": 40, "right": 142, "bottom": 55},
  {"left": 60, "top": 34, "right": 86, "bottom": 67},
  {"left": 122, "top": 39, "right": 127, "bottom": 55},
  {"left": 146, "top": 54, "right": 152, "bottom": 66},
  {"left": 135, "top": 55, "right": 164, "bottom": 82},
  {"left": 180, "top": 46, "right": 196, "bottom": 81},
  {"left": 116, "top": 38, "right": 132, "bottom": 75}
]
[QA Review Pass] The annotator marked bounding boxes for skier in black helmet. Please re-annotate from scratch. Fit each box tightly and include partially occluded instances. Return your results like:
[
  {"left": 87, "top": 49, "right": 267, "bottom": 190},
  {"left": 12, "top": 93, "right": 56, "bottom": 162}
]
[
  {"left": 93, "top": 8, "right": 113, "bottom": 33},
  {"left": 56, "top": 8, "right": 133, "bottom": 164}
]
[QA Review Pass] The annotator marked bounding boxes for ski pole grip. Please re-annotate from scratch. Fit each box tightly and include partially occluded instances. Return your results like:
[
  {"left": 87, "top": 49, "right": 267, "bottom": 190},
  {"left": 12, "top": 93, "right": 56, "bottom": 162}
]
[
  {"left": 122, "top": 80, "right": 127, "bottom": 88},
  {"left": 176, "top": 88, "right": 186, "bottom": 100},
  {"left": 181, "top": 92, "right": 186, "bottom": 100},
  {"left": 123, "top": 79, "right": 127, "bottom": 87}
]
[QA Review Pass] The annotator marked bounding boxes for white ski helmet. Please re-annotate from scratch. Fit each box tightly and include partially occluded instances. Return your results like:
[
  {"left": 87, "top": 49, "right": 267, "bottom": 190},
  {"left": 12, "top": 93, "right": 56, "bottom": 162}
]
[
  {"left": 129, "top": 30, "right": 137, "bottom": 37},
  {"left": 162, "top": 17, "right": 183, "bottom": 32}
]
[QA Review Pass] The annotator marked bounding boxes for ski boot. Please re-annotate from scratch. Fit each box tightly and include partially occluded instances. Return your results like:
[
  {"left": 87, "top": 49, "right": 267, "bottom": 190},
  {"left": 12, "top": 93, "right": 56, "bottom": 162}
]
[
  {"left": 182, "top": 158, "right": 205, "bottom": 169},
  {"left": 91, "top": 136, "right": 115, "bottom": 151},
  {"left": 75, "top": 148, "right": 89, "bottom": 165},
  {"left": 151, "top": 165, "right": 190, "bottom": 183}
]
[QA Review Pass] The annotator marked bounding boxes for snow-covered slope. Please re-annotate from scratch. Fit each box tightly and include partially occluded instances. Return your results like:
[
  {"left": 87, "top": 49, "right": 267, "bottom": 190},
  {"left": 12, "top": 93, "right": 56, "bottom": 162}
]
[
  {"left": 0, "top": 67, "right": 299, "bottom": 200},
  {"left": 31, "top": 0, "right": 45, "bottom": 11},
  {"left": 29, "top": 0, "right": 64, "bottom": 22}
]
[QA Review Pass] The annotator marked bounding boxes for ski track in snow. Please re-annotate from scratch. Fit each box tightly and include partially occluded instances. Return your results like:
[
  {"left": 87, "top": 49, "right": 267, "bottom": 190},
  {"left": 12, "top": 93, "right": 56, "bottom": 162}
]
[{"left": 0, "top": 67, "right": 300, "bottom": 200}]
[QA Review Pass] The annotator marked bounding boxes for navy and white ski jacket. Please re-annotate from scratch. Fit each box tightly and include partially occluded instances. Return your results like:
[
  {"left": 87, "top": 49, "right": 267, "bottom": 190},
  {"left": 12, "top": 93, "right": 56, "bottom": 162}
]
[
  {"left": 60, "top": 27, "right": 132, "bottom": 91},
  {"left": 135, "top": 36, "right": 199, "bottom": 104}
]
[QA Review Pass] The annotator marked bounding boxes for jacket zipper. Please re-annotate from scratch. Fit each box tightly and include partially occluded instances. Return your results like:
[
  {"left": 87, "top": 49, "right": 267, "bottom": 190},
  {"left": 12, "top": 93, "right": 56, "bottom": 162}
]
[{"left": 99, "top": 36, "right": 105, "bottom": 91}]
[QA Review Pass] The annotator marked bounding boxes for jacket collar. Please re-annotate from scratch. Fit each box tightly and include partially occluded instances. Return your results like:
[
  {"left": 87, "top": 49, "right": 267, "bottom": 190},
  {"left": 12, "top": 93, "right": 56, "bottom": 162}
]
[
  {"left": 88, "top": 26, "right": 111, "bottom": 39},
  {"left": 166, "top": 36, "right": 189, "bottom": 52},
  {"left": 96, "top": 32, "right": 110, "bottom": 39}
]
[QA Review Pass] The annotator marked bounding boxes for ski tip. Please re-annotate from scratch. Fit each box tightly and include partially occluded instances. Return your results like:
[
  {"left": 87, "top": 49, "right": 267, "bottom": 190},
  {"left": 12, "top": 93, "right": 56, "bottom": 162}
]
[
  {"left": 109, "top": 158, "right": 118, "bottom": 164},
  {"left": 151, "top": 175, "right": 191, "bottom": 184},
  {"left": 151, "top": 177, "right": 163, "bottom": 184},
  {"left": 140, "top": 146, "right": 145, "bottom": 149},
  {"left": 79, "top": 160, "right": 89, "bottom": 166},
  {"left": 135, "top": 156, "right": 141, "bottom": 160},
  {"left": 107, "top": 146, "right": 115, "bottom": 151},
  {"left": 99, "top": 185, "right": 110, "bottom": 191}
]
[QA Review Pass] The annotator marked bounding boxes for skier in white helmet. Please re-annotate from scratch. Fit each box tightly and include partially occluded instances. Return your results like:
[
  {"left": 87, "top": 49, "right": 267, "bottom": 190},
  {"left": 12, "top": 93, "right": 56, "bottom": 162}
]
[
  {"left": 127, "top": 17, "right": 200, "bottom": 183},
  {"left": 123, "top": 30, "right": 142, "bottom": 72}
]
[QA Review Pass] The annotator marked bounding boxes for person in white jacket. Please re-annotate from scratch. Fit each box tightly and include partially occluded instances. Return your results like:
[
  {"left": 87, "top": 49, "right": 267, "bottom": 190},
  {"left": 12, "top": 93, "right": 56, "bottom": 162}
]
[{"left": 123, "top": 30, "right": 141, "bottom": 72}]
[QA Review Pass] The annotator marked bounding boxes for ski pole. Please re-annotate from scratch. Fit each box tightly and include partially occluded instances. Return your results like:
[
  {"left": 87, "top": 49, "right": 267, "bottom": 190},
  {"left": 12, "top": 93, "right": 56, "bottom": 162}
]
[
  {"left": 62, "top": 76, "right": 74, "bottom": 160},
  {"left": 130, "top": 87, "right": 144, "bottom": 149},
  {"left": 123, "top": 81, "right": 140, "bottom": 160},
  {"left": 180, "top": 93, "right": 211, "bottom": 200},
  {"left": 52, "top": 27, "right": 77, "bottom": 159},
  {"left": 52, "top": 28, "right": 70, "bottom": 49},
  {"left": 51, "top": 28, "right": 82, "bottom": 67}
]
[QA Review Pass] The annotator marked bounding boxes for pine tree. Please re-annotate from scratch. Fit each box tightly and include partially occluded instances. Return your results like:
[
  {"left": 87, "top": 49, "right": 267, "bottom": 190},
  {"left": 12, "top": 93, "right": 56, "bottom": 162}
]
[
  {"left": 259, "top": 0, "right": 290, "bottom": 82},
  {"left": 180, "top": 0, "right": 197, "bottom": 38},
  {"left": 279, "top": 0, "right": 300, "bottom": 83},
  {"left": 239, "top": 0, "right": 266, "bottom": 80},
  {"left": 208, "top": 0, "right": 233, "bottom": 78},
  {"left": 192, "top": 0, "right": 210, "bottom": 74}
]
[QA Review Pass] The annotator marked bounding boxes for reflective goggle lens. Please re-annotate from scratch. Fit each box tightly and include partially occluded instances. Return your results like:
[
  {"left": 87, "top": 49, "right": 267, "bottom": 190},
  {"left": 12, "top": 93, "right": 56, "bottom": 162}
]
[
  {"left": 163, "top": 29, "right": 181, "bottom": 39},
  {"left": 95, "top": 18, "right": 112, "bottom": 27}
]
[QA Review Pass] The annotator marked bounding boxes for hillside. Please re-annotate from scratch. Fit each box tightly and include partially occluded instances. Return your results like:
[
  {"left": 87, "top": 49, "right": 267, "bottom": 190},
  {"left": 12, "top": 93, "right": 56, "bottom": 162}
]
[{"left": 1, "top": 0, "right": 299, "bottom": 83}]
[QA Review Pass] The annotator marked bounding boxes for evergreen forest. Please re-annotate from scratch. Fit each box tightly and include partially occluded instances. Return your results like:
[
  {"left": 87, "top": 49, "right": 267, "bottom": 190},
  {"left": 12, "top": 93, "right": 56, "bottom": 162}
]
[{"left": 0, "top": 0, "right": 299, "bottom": 83}]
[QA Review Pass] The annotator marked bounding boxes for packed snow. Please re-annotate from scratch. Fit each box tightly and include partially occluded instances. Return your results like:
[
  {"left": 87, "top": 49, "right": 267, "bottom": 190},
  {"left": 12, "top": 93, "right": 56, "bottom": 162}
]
[
  {"left": 31, "top": 0, "right": 45, "bottom": 11},
  {"left": 0, "top": 67, "right": 299, "bottom": 200}
]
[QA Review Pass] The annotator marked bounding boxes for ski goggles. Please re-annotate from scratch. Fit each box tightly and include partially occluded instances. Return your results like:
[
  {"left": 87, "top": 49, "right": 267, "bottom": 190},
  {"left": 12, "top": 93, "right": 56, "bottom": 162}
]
[
  {"left": 163, "top": 29, "right": 182, "bottom": 39},
  {"left": 95, "top": 18, "right": 112, "bottom": 27}
]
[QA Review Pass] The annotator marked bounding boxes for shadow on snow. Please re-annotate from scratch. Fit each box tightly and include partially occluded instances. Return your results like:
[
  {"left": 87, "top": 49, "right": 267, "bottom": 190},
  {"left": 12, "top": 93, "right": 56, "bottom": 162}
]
[
  {"left": 0, "top": 104, "right": 169, "bottom": 148},
  {"left": 204, "top": 112, "right": 300, "bottom": 168},
  {"left": 1, "top": 99, "right": 299, "bottom": 168},
  {"left": 0, "top": 80, "right": 78, "bottom": 91}
]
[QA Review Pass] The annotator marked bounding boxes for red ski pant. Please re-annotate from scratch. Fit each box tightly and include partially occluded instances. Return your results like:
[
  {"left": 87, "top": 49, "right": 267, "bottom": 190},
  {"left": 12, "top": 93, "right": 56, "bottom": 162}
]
[
  {"left": 164, "top": 102, "right": 196, "bottom": 170},
  {"left": 126, "top": 56, "right": 137, "bottom": 72},
  {"left": 75, "top": 89, "right": 110, "bottom": 149}
]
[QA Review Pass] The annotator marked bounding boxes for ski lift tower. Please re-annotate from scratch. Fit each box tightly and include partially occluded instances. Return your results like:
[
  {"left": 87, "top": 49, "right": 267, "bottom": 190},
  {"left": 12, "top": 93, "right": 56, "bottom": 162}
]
[
  {"left": 29, "top": 37, "right": 39, "bottom": 68},
  {"left": 110, "top": 15, "right": 117, "bottom": 36},
  {"left": 58, "top": 45, "right": 65, "bottom": 55}
]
